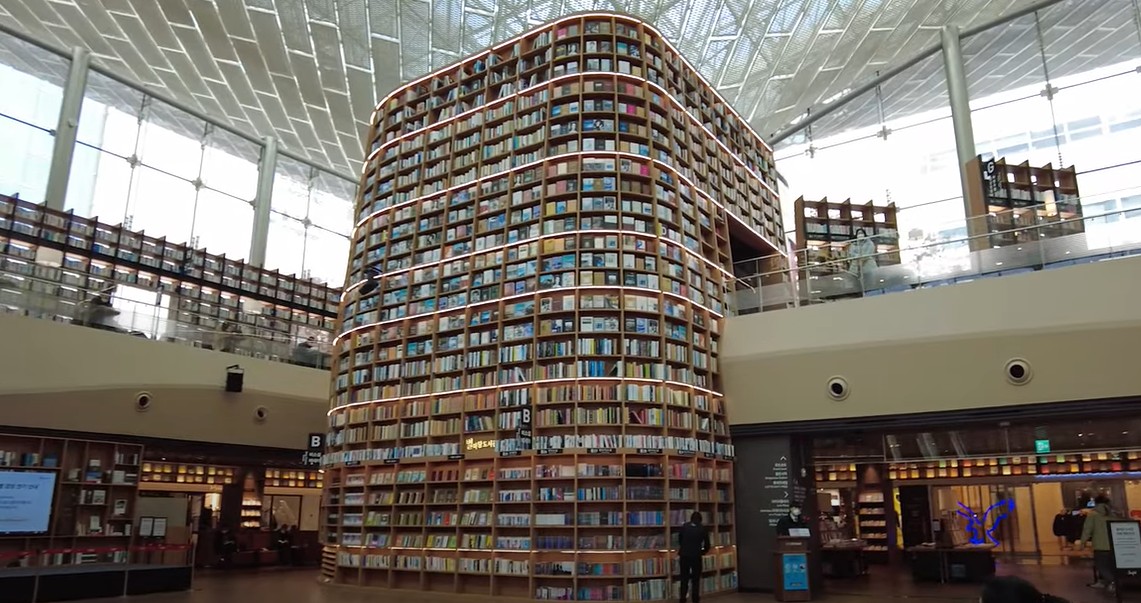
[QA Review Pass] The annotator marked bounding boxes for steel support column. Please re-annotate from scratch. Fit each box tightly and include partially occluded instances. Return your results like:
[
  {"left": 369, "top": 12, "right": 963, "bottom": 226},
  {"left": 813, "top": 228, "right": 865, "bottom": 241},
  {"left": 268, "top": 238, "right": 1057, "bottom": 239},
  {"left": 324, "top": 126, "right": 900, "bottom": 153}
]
[
  {"left": 44, "top": 46, "right": 91, "bottom": 211},
  {"left": 249, "top": 136, "right": 278, "bottom": 266},
  {"left": 941, "top": 25, "right": 977, "bottom": 216}
]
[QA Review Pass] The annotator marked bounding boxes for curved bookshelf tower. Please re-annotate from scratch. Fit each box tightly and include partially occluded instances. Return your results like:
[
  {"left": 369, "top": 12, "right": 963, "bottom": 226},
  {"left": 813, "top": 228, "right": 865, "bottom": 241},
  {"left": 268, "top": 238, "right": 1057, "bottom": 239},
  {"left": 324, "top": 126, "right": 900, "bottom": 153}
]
[{"left": 323, "top": 14, "right": 783, "bottom": 602}]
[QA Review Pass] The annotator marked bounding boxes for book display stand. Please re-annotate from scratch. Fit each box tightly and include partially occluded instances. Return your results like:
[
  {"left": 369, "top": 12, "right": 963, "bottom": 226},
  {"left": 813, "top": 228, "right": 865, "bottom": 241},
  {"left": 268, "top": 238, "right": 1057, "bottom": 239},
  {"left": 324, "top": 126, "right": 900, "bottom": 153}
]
[
  {"left": 793, "top": 197, "right": 900, "bottom": 279},
  {"left": 964, "top": 156, "right": 1083, "bottom": 252},
  {"left": 0, "top": 434, "right": 190, "bottom": 602},
  {"left": 322, "top": 14, "right": 785, "bottom": 602}
]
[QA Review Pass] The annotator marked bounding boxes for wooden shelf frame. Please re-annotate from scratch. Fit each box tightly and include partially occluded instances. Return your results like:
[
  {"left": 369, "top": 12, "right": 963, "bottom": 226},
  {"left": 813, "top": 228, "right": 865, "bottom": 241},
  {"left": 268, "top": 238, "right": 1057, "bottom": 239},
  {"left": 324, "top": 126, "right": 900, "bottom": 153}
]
[
  {"left": 322, "top": 13, "right": 767, "bottom": 603},
  {"left": 964, "top": 156, "right": 1084, "bottom": 252},
  {"left": 793, "top": 197, "right": 900, "bottom": 277},
  {"left": 0, "top": 434, "right": 143, "bottom": 568}
]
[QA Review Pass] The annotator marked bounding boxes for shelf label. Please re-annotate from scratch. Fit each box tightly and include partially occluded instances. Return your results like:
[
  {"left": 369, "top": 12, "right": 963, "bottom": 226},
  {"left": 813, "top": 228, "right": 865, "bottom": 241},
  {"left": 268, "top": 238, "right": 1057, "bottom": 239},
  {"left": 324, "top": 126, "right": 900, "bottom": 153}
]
[
  {"left": 447, "top": 454, "right": 465, "bottom": 461},
  {"left": 677, "top": 450, "right": 696, "bottom": 457},
  {"left": 516, "top": 407, "right": 533, "bottom": 451},
  {"left": 304, "top": 433, "right": 324, "bottom": 466},
  {"left": 382, "top": 459, "right": 399, "bottom": 465},
  {"left": 587, "top": 448, "right": 616, "bottom": 455},
  {"left": 499, "top": 450, "right": 521, "bottom": 457},
  {"left": 636, "top": 448, "right": 663, "bottom": 455},
  {"left": 720, "top": 454, "right": 736, "bottom": 461},
  {"left": 536, "top": 449, "right": 563, "bottom": 456},
  {"left": 702, "top": 452, "right": 717, "bottom": 459},
  {"left": 345, "top": 460, "right": 361, "bottom": 467}
]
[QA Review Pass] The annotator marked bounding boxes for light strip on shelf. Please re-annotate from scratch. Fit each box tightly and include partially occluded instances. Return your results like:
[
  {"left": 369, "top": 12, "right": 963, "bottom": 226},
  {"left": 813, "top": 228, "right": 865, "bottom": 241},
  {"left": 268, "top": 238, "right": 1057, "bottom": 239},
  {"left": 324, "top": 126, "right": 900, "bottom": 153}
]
[
  {"left": 353, "top": 149, "right": 783, "bottom": 257},
  {"left": 363, "top": 70, "right": 777, "bottom": 200},
  {"left": 327, "top": 376, "right": 725, "bottom": 416},
  {"left": 368, "top": 14, "right": 773, "bottom": 155},
  {"left": 333, "top": 283, "right": 724, "bottom": 345}
]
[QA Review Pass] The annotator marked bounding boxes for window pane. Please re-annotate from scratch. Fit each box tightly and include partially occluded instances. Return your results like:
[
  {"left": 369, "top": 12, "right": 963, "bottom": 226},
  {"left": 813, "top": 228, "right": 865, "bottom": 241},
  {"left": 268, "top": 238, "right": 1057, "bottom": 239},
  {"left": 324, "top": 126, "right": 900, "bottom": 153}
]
[
  {"left": 202, "top": 127, "right": 260, "bottom": 201},
  {"left": 78, "top": 70, "right": 143, "bottom": 159},
  {"left": 126, "top": 166, "right": 197, "bottom": 243},
  {"left": 266, "top": 211, "right": 306, "bottom": 276},
  {"left": 309, "top": 170, "right": 356, "bottom": 235},
  {"left": 193, "top": 189, "right": 253, "bottom": 260},
  {"left": 272, "top": 157, "right": 313, "bottom": 220},
  {"left": 136, "top": 98, "right": 205, "bottom": 181},
  {"left": 304, "top": 226, "right": 350, "bottom": 286},
  {"left": 0, "top": 118, "right": 52, "bottom": 203},
  {"left": 67, "top": 145, "right": 133, "bottom": 221},
  {"left": 0, "top": 36, "right": 68, "bottom": 130}
]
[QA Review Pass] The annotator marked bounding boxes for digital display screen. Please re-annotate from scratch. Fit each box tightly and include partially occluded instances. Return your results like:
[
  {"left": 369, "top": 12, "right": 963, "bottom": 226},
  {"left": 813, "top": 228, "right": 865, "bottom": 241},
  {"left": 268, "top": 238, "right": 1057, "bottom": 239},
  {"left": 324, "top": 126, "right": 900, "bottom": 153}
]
[{"left": 0, "top": 471, "right": 57, "bottom": 535}]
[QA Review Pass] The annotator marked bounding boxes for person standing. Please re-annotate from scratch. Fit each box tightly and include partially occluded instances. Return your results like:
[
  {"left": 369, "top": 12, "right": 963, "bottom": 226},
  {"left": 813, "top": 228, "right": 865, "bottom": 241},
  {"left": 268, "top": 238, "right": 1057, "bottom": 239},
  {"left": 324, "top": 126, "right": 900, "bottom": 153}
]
[
  {"left": 677, "top": 511, "right": 711, "bottom": 603},
  {"left": 1078, "top": 494, "right": 1116, "bottom": 592}
]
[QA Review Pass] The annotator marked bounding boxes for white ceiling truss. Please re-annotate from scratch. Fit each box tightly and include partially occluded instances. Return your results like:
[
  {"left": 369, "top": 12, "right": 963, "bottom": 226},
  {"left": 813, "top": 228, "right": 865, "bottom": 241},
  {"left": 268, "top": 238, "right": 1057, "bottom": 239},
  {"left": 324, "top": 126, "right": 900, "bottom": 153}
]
[{"left": 0, "top": 0, "right": 1136, "bottom": 177}]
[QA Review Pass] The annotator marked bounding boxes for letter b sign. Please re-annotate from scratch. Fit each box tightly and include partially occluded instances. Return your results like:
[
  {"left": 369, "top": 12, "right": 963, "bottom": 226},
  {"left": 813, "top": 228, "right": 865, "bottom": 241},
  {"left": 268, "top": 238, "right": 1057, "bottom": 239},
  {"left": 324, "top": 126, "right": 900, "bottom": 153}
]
[{"left": 308, "top": 433, "right": 324, "bottom": 451}]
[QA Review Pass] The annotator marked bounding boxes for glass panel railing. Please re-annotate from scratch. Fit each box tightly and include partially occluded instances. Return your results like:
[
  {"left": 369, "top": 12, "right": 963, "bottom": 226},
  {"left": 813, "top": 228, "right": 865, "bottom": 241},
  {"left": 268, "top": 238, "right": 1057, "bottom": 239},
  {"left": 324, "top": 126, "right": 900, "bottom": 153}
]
[
  {"left": 732, "top": 193, "right": 1141, "bottom": 315},
  {"left": 0, "top": 260, "right": 333, "bottom": 370}
]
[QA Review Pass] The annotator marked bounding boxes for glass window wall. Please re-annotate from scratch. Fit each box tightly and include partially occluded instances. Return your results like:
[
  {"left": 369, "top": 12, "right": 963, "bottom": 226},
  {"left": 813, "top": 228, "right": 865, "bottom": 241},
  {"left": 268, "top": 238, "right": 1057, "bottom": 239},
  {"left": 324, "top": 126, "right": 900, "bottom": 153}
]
[
  {"left": 266, "top": 156, "right": 353, "bottom": 286},
  {"left": 0, "top": 36, "right": 68, "bottom": 204}
]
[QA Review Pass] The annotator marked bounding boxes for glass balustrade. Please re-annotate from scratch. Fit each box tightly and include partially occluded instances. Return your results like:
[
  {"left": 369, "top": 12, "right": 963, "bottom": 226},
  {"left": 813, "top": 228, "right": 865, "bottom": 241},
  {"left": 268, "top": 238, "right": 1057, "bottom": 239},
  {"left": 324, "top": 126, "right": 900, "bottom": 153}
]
[{"left": 731, "top": 194, "right": 1141, "bottom": 315}]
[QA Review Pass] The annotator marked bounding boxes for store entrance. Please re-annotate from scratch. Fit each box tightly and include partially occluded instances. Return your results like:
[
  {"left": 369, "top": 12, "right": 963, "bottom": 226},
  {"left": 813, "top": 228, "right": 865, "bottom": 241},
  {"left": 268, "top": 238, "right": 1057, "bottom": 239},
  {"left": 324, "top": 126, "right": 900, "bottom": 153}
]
[{"left": 803, "top": 412, "right": 1141, "bottom": 594}]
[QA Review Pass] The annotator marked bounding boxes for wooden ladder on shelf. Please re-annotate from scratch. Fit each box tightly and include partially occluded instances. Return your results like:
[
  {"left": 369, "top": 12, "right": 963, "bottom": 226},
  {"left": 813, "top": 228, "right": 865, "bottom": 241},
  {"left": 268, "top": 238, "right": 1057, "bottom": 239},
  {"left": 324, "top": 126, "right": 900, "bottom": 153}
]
[{"left": 320, "top": 546, "right": 337, "bottom": 581}]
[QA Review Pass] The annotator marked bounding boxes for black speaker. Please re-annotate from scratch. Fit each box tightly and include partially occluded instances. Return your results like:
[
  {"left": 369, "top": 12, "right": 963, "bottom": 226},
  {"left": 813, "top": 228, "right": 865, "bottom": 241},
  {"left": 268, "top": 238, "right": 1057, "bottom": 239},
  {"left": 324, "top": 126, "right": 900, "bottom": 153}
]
[{"left": 225, "top": 365, "right": 244, "bottom": 393}]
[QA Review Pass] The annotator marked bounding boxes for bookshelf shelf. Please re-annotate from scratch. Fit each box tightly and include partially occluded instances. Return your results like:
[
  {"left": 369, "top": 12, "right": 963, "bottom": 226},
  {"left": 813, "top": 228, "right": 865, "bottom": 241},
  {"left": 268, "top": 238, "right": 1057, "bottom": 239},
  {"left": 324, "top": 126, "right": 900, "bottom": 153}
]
[
  {"left": 0, "top": 194, "right": 339, "bottom": 349},
  {"left": 0, "top": 434, "right": 142, "bottom": 563},
  {"left": 322, "top": 13, "right": 776, "bottom": 602},
  {"left": 793, "top": 197, "right": 900, "bottom": 280},
  {"left": 964, "top": 156, "right": 1084, "bottom": 252}
]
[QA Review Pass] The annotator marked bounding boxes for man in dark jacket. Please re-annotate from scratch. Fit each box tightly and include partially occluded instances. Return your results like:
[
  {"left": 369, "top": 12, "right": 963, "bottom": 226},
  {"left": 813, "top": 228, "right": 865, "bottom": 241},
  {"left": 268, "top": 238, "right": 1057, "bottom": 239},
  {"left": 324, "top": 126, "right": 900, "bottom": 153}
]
[{"left": 677, "top": 511, "right": 711, "bottom": 603}]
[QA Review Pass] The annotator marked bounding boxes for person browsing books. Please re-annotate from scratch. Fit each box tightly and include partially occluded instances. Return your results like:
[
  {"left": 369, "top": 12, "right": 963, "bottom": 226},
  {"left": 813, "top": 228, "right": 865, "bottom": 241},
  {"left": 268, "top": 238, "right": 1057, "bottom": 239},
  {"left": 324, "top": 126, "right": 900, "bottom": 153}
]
[{"left": 677, "top": 511, "right": 711, "bottom": 603}]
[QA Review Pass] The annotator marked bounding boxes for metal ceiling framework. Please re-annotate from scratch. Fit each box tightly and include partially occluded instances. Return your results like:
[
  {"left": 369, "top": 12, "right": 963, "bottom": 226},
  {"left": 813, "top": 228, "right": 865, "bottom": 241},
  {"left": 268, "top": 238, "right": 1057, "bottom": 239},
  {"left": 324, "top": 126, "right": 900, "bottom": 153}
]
[{"left": 0, "top": 0, "right": 1091, "bottom": 178}]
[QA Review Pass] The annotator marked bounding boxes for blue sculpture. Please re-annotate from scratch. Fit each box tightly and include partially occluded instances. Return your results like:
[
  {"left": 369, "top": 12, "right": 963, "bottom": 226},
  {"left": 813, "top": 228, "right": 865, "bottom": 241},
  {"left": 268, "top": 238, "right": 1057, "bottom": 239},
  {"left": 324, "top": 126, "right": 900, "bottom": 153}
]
[{"left": 957, "top": 499, "right": 1016, "bottom": 546}]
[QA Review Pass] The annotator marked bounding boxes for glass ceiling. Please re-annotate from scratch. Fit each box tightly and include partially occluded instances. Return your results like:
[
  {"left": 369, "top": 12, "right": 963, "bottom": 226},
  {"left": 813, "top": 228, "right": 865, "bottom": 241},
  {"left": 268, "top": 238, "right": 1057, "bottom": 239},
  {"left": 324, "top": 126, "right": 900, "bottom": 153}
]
[{"left": 0, "top": 0, "right": 1112, "bottom": 176}]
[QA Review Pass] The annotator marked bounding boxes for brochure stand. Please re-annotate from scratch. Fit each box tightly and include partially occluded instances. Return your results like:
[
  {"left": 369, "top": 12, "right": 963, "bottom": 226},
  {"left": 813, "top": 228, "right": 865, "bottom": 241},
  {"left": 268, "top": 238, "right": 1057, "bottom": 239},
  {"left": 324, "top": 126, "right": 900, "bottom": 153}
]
[
  {"left": 774, "top": 536, "right": 814, "bottom": 601},
  {"left": 1108, "top": 520, "right": 1141, "bottom": 603}
]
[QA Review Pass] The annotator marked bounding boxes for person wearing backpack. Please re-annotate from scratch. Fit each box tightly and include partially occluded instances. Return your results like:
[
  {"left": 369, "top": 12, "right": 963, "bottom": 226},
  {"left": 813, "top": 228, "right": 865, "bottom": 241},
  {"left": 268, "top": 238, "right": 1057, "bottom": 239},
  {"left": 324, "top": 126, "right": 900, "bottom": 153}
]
[{"left": 1078, "top": 494, "right": 1117, "bottom": 592}]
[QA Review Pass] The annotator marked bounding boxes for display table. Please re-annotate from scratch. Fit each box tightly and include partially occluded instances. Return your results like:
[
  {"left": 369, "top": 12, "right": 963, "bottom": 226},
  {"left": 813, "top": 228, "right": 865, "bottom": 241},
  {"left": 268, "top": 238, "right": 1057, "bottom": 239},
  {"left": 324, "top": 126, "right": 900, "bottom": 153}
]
[
  {"left": 906, "top": 545, "right": 995, "bottom": 584},
  {"left": 821, "top": 541, "right": 868, "bottom": 579}
]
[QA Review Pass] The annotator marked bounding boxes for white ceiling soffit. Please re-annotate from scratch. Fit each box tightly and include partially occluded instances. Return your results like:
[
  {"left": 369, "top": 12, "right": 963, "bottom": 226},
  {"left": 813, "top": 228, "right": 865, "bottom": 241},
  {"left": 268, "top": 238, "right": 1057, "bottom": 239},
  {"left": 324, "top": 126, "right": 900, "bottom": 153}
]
[{"left": 0, "top": 0, "right": 1132, "bottom": 176}]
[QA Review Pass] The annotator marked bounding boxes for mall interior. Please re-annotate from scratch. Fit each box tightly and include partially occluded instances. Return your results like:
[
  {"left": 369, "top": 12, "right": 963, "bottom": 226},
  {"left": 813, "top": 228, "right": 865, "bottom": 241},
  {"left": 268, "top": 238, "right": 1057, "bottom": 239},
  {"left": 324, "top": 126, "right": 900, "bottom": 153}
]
[{"left": 0, "top": 1, "right": 1140, "bottom": 602}]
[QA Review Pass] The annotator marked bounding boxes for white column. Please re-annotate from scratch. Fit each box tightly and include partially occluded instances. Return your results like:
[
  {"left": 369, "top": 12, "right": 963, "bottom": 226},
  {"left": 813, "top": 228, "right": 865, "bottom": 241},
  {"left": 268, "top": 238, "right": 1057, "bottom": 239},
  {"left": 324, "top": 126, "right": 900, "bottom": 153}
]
[
  {"left": 44, "top": 46, "right": 91, "bottom": 211},
  {"left": 249, "top": 136, "right": 278, "bottom": 266}
]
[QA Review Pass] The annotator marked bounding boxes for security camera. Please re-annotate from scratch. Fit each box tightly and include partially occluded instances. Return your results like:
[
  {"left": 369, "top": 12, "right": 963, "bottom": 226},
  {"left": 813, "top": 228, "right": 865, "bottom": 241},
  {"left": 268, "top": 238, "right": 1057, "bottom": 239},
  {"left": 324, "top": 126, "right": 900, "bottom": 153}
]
[
  {"left": 826, "top": 376, "right": 849, "bottom": 401},
  {"left": 135, "top": 392, "right": 152, "bottom": 412},
  {"left": 1005, "top": 359, "right": 1032, "bottom": 385}
]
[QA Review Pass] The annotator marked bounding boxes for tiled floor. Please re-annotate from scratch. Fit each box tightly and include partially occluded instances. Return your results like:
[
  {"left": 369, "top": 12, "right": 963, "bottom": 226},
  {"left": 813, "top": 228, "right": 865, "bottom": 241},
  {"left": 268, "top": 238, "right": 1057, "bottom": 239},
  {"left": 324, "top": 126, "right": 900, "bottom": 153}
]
[{"left": 64, "top": 563, "right": 1129, "bottom": 602}]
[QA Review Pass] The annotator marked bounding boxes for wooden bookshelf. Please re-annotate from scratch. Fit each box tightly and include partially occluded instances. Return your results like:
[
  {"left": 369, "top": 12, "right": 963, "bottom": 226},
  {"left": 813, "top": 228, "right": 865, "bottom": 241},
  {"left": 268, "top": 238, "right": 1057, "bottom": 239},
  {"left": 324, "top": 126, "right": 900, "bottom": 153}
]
[
  {"left": 0, "top": 194, "right": 339, "bottom": 346},
  {"left": 139, "top": 462, "right": 236, "bottom": 487},
  {"left": 265, "top": 468, "right": 322, "bottom": 490},
  {"left": 964, "top": 156, "right": 1084, "bottom": 252},
  {"left": 322, "top": 14, "right": 773, "bottom": 602},
  {"left": 854, "top": 465, "right": 892, "bottom": 564},
  {"left": 793, "top": 197, "right": 900, "bottom": 278},
  {"left": 0, "top": 434, "right": 142, "bottom": 566}
]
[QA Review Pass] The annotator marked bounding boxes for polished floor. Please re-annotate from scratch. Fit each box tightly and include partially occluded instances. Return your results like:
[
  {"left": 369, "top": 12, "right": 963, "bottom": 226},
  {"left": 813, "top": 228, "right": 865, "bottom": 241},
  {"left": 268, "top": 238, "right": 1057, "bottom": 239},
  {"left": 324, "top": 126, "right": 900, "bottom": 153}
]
[{"left": 62, "top": 563, "right": 1128, "bottom": 602}]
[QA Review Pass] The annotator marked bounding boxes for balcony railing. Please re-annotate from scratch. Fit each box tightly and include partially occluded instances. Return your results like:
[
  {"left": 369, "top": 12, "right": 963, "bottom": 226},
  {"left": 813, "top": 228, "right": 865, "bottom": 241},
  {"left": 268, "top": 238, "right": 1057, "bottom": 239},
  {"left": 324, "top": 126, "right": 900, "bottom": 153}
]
[
  {"left": 731, "top": 197, "right": 1141, "bottom": 315},
  {"left": 0, "top": 260, "right": 333, "bottom": 370}
]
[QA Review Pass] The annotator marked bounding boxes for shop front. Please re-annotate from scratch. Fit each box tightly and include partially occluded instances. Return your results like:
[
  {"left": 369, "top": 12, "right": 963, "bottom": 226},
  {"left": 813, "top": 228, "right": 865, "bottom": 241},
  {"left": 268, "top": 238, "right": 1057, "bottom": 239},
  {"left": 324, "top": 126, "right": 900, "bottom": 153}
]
[{"left": 732, "top": 403, "right": 1141, "bottom": 593}]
